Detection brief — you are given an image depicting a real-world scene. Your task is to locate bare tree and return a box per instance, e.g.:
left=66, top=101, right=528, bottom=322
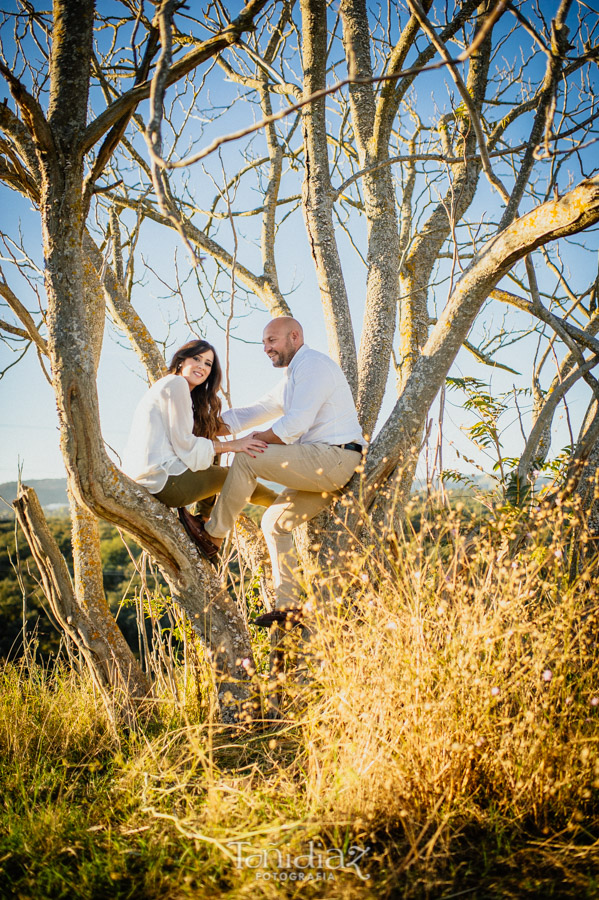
left=0, top=0, right=270, bottom=721
left=1, top=0, right=599, bottom=714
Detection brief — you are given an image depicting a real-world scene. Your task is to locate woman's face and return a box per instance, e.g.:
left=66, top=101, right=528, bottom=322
left=178, top=350, right=215, bottom=390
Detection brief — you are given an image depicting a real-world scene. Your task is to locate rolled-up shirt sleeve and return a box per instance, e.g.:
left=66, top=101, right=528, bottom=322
left=222, top=383, right=284, bottom=434
left=163, top=377, right=214, bottom=471
left=271, top=356, right=333, bottom=444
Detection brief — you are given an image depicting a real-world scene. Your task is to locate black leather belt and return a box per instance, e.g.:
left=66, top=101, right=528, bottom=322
left=335, top=442, right=363, bottom=452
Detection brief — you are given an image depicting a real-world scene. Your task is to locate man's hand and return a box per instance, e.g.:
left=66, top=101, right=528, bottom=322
left=251, top=428, right=285, bottom=444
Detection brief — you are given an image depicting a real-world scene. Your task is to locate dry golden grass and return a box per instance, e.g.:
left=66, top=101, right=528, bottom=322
left=1, top=498, right=599, bottom=897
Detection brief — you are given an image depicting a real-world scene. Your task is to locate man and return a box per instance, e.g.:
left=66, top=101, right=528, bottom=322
left=197, top=316, right=364, bottom=627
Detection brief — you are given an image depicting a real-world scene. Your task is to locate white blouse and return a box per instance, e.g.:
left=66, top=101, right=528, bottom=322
left=122, top=374, right=215, bottom=492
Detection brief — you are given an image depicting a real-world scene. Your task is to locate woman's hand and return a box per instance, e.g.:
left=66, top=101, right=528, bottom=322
left=231, top=434, right=268, bottom=457
left=213, top=435, right=268, bottom=457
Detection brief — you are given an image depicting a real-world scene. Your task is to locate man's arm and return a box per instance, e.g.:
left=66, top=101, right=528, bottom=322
left=266, top=353, right=333, bottom=444
left=221, top=383, right=283, bottom=434
left=251, top=427, right=284, bottom=444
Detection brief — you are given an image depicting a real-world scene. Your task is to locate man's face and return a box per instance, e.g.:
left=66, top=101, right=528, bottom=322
left=263, top=324, right=298, bottom=367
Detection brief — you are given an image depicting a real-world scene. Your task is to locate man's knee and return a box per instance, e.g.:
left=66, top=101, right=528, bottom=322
left=230, top=452, right=252, bottom=474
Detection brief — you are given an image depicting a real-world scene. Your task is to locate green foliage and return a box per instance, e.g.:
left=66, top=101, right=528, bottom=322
left=444, top=377, right=573, bottom=505
left=0, top=518, right=145, bottom=662
left=446, top=377, right=529, bottom=458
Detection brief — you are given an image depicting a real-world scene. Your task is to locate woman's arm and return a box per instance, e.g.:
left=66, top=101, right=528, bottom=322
left=164, top=377, right=266, bottom=463
left=164, top=377, right=215, bottom=471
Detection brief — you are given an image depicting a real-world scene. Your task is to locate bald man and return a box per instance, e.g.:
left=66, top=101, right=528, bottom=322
left=199, top=317, right=364, bottom=626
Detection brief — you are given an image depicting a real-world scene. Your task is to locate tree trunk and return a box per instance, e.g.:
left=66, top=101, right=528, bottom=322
left=14, top=487, right=149, bottom=725
left=32, top=0, right=259, bottom=722
left=300, top=0, right=358, bottom=392
left=317, top=178, right=599, bottom=558
left=340, top=0, right=400, bottom=434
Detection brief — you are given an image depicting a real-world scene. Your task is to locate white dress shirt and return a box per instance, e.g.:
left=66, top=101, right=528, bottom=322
left=122, top=374, right=214, bottom=492
left=222, top=344, right=364, bottom=447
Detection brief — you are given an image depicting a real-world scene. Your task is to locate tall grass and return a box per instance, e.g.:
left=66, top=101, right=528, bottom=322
left=1, top=499, right=598, bottom=898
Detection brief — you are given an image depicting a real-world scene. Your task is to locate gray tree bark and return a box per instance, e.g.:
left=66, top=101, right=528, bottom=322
left=14, top=486, right=149, bottom=725
left=2, top=0, right=271, bottom=722
left=300, top=0, right=358, bottom=392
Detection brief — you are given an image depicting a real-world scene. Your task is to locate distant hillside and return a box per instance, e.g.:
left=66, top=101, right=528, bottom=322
left=0, top=476, right=283, bottom=519
left=0, top=471, right=503, bottom=520
left=0, top=478, right=68, bottom=518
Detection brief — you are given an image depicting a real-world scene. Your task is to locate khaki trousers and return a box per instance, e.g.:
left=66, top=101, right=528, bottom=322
left=205, top=443, right=361, bottom=608
left=153, top=465, right=277, bottom=516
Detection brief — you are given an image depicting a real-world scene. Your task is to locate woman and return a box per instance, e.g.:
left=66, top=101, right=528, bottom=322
left=122, top=339, right=276, bottom=543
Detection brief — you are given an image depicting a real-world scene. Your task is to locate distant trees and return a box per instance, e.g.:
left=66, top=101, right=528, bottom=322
left=1, top=0, right=598, bottom=716
left=0, top=516, right=144, bottom=661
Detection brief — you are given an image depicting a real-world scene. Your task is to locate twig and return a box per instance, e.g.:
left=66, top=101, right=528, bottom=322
left=144, top=0, right=200, bottom=266
left=145, top=7, right=515, bottom=173
left=406, top=0, right=510, bottom=204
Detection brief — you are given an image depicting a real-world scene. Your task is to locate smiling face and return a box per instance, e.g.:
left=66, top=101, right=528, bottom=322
left=178, top=350, right=215, bottom=389
left=262, top=318, right=303, bottom=368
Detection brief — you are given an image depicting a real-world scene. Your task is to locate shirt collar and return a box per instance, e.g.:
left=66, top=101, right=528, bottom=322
left=288, top=343, right=309, bottom=373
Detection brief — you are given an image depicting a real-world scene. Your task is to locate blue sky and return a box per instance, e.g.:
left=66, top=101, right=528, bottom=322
left=1, top=0, right=598, bottom=491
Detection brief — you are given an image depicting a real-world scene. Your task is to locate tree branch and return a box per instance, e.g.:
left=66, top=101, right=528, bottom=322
left=0, top=102, right=42, bottom=188
left=110, top=192, right=290, bottom=317
left=300, top=0, right=357, bottom=388
left=407, top=0, right=510, bottom=204
left=0, top=270, right=47, bottom=355
left=82, top=22, right=160, bottom=210
left=81, top=0, right=271, bottom=154
left=82, top=230, right=166, bottom=382
left=498, top=0, right=574, bottom=229
left=517, top=356, right=599, bottom=490
left=0, top=63, right=54, bottom=153
left=366, top=176, right=599, bottom=502
left=14, top=485, right=150, bottom=712
left=491, top=287, right=599, bottom=358
left=0, top=319, right=29, bottom=340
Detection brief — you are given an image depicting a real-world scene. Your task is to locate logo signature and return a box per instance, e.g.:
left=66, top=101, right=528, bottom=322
left=227, top=840, right=371, bottom=881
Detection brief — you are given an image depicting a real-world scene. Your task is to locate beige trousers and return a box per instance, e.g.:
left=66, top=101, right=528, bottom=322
left=206, top=443, right=361, bottom=608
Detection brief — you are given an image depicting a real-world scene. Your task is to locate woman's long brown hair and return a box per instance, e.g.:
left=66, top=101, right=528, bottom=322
left=167, top=339, right=223, bottom=440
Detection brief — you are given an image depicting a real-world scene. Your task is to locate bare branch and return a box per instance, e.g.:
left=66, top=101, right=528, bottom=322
left=406, top=0, right=510, bottom=204
left=143, top=0, right=200, bottom=266
left=517, top=356, right=599, bottom=488
left=373, top=0, right=481, bottom=157
left=14, top=485, right=150, bottom=709
left=82, top=23, right=160, bottom=209
left=0, top=268, right=47, bottom=355
left=110, top=192, right=290, bottom=317
left=144, top=8, right=522, bottom=173
left=367, top=176, right=599, bottom=501
left=0, top=318, right=29, bottom=340
left=462, top=337, right=521, bottom=375
left=81, top=0, right=271, bottom=154
left=83, top=230, right=166, bottom=382
left=0, top=102, right=41, bottom=188
left=300, top=0, right=357, bottom=388
left=0, top=61, right=54, bottom=152
left=498, top=0, right=575, bottom=229
left=491, top=287, right=599, bottom=359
